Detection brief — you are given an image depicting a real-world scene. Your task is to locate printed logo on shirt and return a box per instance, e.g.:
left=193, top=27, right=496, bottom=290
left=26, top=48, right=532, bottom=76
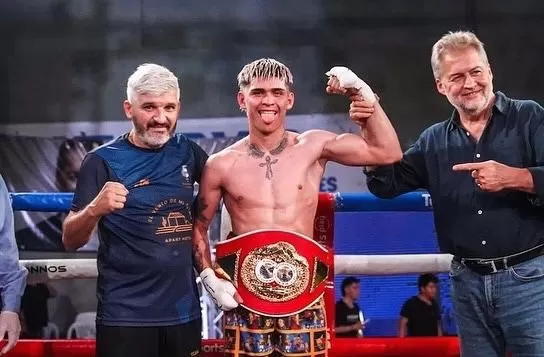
left=133, top=178, right=151, bottom=188
left=346, top=313, right=359, bottom=322
left=156, top=212, right=192, bottom=235
left=147, top=198, right=193, bottom=244
left=182, top=164, right=192, bottom=188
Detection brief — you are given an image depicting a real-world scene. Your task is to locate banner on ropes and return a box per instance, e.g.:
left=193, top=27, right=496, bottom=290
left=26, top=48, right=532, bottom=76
left=0, top=113, right=369, bottom=252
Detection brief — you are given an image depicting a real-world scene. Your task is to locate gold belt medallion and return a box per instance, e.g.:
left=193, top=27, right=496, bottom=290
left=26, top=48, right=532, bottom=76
left=240, top=242, right=310, bottom=302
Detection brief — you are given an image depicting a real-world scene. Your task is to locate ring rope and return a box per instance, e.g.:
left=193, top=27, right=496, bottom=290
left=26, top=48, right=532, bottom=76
left=8, top=190, right=460, bottom=357
left=10, top=191, right=433, bottom=212
left=21, top=254, right=453, bottom=284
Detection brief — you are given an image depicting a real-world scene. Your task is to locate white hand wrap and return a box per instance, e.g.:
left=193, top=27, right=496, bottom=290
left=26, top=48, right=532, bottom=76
left=326, top=66, right=376, bottom=104
left=200, top=268, right=239, bottom=311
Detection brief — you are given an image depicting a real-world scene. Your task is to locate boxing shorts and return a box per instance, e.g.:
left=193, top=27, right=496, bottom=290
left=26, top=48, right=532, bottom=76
left=215, top=229, right=332, bottom=317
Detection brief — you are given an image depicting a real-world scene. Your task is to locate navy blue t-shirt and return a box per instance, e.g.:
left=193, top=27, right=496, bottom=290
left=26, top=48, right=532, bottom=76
left=71, top=133, right=208, bottom=327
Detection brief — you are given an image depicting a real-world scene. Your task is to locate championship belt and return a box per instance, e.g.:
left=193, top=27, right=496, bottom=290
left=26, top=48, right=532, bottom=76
left=214, top=229, right=331, bottom=317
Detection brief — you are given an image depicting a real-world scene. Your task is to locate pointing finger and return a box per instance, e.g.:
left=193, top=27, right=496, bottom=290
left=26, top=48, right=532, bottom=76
left=452, top=162, right=486, bottom=171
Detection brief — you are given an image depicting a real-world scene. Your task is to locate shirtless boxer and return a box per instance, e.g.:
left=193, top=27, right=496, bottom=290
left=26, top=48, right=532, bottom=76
left=194, top=58, right=402, bottom=356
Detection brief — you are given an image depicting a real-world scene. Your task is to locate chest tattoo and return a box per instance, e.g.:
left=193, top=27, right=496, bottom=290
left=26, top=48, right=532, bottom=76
left=248, top=144, right=266, bottom=158
left=247, top=134, right=288, bottom=179
left=259, top=155, right=279, bottom=180
left=269, top=136, right=288, bottom=155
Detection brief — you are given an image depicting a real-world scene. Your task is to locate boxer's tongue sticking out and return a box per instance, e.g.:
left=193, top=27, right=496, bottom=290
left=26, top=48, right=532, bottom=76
left=259, top=109, right=278, bottom=124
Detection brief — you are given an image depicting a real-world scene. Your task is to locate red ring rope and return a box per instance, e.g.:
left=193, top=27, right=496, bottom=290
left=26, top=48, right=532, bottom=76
left=1, top=338, right=461, bottom=357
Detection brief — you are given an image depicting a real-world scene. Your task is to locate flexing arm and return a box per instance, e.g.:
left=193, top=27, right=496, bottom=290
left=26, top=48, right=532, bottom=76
left=322, top=67, right=402, bottom=166
left=320, top=100, right=402, bottom=166
left=62, top=154, right=127, bottom=251
left=62, top=209, right=101, bottom=251
left=192, top=156, right=224, bottom=273
left=63, top=181, right=128, bottom=251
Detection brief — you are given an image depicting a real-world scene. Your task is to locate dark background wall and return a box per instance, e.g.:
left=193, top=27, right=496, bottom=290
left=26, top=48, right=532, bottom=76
left=1, top=0, right=543, bottom=148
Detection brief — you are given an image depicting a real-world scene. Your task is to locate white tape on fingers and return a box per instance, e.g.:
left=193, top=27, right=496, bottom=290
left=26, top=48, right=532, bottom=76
left=222, top=280, right=237, bottom=295
left=218, top=290, right=238, bottom=311
left=201, top=268, right=239, bottom=311
left=326, top=66, right=376, bottom=104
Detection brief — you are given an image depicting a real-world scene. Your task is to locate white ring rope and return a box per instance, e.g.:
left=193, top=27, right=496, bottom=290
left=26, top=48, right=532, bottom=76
left=21, top=254, right=453, bottom=284
left=22, top=204, right=453, bottom=283
left=334, top=254, right=453, bottom=275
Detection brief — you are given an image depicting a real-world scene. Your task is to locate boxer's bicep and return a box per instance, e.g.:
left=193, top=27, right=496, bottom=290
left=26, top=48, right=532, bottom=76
left=313, top=130, right=373, bottom=166
left=322, top=132, right=374, bottom=166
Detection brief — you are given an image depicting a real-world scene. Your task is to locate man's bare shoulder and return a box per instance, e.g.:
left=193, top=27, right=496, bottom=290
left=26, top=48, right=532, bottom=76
left=206, top=137, right=247, bottom=170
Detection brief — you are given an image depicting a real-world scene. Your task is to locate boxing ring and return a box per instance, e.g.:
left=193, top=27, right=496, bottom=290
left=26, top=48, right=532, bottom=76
left=4, top=191, right=461, bottom=357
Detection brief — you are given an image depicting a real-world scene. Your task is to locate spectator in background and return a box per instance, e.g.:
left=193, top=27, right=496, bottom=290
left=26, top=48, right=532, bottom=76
left=399, top=273, right=442, bottom=337
left=16, top=139, right=100, bottom=251
left=335, top=277, right=364, bottom=337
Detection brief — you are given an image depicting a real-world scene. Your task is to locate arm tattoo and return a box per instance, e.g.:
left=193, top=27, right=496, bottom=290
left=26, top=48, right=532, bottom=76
left=195, top=195, right=210, bottom=224
left=192, top=195, right=212, bottom=272
left=192, top=233, right=212, bottom=273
